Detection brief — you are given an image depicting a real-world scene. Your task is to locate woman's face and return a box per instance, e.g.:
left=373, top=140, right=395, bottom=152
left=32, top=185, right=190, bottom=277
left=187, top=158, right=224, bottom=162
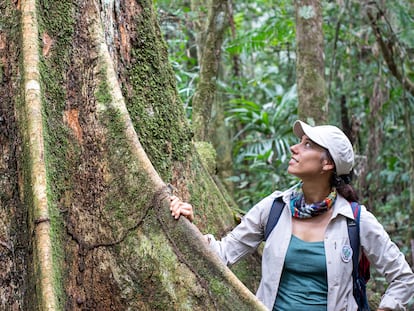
left=288, top=135, right=333, bottom=179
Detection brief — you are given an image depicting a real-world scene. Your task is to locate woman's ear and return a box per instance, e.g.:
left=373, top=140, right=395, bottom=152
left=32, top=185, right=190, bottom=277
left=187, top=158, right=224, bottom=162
left=321, top=153, right=335, bottom=172
left=322, top=161, right=335, bottom=172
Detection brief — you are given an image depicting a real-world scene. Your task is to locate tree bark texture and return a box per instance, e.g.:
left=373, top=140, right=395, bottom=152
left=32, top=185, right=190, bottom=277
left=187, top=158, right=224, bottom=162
left=0, top=2, right=27, bottom=310
left=0, top=0, right=266, bottom=310
left=294, top=0, right=327, bottom=124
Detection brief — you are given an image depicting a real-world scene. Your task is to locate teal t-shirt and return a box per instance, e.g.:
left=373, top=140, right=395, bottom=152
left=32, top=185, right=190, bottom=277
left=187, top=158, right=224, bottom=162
left=273, top=235, right=328, bottom=311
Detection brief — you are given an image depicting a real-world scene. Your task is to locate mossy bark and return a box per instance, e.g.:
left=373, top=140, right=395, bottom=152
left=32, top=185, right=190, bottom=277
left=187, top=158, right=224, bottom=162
left=0, top=1, right=27, bottom=310
left=0, top=0, right=265, bottom=309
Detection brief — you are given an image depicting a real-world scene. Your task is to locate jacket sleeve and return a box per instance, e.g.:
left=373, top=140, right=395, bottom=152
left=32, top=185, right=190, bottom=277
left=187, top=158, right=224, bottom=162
left=206, top=195, right=275, bottom=266
left=360, top=206, right=414, bottom=310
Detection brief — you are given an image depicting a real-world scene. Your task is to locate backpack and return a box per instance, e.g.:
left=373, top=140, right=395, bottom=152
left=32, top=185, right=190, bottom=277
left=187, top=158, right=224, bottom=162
left=264, top=197, right=371, bottom=311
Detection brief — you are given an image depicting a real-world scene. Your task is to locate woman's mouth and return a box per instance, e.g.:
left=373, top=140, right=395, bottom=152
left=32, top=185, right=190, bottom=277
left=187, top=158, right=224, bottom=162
left=289, top=157, right=298, bottom=165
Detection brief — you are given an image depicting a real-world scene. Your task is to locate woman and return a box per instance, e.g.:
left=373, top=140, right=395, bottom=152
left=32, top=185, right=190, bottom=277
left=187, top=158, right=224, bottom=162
left=170, top=120, right=414, bottom=310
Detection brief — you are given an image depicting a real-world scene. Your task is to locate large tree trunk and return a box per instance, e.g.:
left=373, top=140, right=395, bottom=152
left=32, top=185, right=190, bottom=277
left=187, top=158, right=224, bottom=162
left=0, top=0, right=266, bottom=309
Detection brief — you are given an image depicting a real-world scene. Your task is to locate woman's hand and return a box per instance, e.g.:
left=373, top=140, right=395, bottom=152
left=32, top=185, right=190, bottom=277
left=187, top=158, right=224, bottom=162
left=169, top=195, right=194, bottom=222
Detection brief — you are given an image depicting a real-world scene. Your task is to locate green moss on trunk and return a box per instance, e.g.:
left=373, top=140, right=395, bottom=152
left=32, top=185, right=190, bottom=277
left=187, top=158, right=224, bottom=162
left=123, top=1, right=193, bottom=181
left=37, top=1, right=77, bottom=308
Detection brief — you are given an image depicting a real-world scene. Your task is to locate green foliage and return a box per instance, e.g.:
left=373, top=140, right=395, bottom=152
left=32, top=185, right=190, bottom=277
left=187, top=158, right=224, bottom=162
left=157, top=4, right=198, bottom=116
left=323, top=0, right=413, bottom=216
left=225, top=85, right=298, bottom=208
left=227, top=6, right=295, bottom=55
left=158, top=0, right=414, bottom=224
left=323, top=2, right=414, bottom=290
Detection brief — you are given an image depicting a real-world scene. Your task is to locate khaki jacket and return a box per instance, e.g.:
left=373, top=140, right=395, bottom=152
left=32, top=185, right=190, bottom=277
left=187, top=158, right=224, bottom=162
left=207, top=185, right=414, bottom=310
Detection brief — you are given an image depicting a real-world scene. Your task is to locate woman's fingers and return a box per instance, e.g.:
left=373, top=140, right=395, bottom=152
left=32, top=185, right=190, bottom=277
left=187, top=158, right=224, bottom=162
left=169, top=196, right=180, bottom=217
left=169, top=195, right=194, bottom=222
left=179, top=202, right=194, bottom=222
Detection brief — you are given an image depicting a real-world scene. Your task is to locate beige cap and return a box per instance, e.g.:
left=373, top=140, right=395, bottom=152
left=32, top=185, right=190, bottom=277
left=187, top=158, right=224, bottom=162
left=293, top=120, right=354, bottom=175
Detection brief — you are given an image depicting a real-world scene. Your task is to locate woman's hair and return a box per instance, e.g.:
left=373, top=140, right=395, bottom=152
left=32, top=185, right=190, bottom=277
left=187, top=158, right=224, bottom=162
left=324, top=150, right=359, bottom=202
left=331, top=172, right=359, bottom=202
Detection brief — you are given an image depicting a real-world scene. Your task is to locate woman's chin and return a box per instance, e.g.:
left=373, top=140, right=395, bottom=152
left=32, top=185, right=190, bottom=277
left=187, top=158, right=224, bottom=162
left=287, top=167, right=299, bottom=177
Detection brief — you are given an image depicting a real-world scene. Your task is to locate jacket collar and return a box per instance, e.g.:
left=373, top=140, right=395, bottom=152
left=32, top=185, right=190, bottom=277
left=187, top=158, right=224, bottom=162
left=332, top=194, right=355, bottom=220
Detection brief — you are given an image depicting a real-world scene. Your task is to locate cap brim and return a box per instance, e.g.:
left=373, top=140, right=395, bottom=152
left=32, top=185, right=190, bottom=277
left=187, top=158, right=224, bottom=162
left=293, top=120, right=328, bottom=149
left=293, top=120, right=305, bottom=138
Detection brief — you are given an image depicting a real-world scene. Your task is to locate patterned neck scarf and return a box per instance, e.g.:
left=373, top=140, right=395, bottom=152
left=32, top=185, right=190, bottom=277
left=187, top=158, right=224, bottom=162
left=290, top=183, right=337, bottom=218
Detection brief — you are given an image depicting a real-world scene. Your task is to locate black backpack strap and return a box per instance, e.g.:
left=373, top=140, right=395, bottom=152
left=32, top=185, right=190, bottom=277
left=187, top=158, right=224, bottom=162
left=348, top=202, right=371, bottom=311
left=264, top=196, right=285, bottom=241
left=348, top=202, right=361, bottom=285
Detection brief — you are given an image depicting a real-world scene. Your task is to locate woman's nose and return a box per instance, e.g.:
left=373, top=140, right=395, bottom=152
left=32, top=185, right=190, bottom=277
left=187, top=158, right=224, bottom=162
left=290, top=143, right=299, bottom=154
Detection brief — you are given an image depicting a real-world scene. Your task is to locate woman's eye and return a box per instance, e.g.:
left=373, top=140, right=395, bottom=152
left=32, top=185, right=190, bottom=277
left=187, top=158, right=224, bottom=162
left=305, top=141, right=311, bottom=147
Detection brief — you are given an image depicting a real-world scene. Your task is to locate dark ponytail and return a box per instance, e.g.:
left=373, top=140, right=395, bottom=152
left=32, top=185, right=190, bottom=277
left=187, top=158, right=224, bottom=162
left=324, top=149, right=359, bottom=202
left=331, top=172, right=359, bottom=202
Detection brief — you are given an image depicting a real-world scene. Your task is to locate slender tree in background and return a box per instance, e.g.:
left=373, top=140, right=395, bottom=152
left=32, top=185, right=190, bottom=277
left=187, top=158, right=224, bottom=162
left=191, top=0, right=229, bottom=142
left=190, top=0, right=235, bottom=192
left=294, top=0, right=327, bottom=123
